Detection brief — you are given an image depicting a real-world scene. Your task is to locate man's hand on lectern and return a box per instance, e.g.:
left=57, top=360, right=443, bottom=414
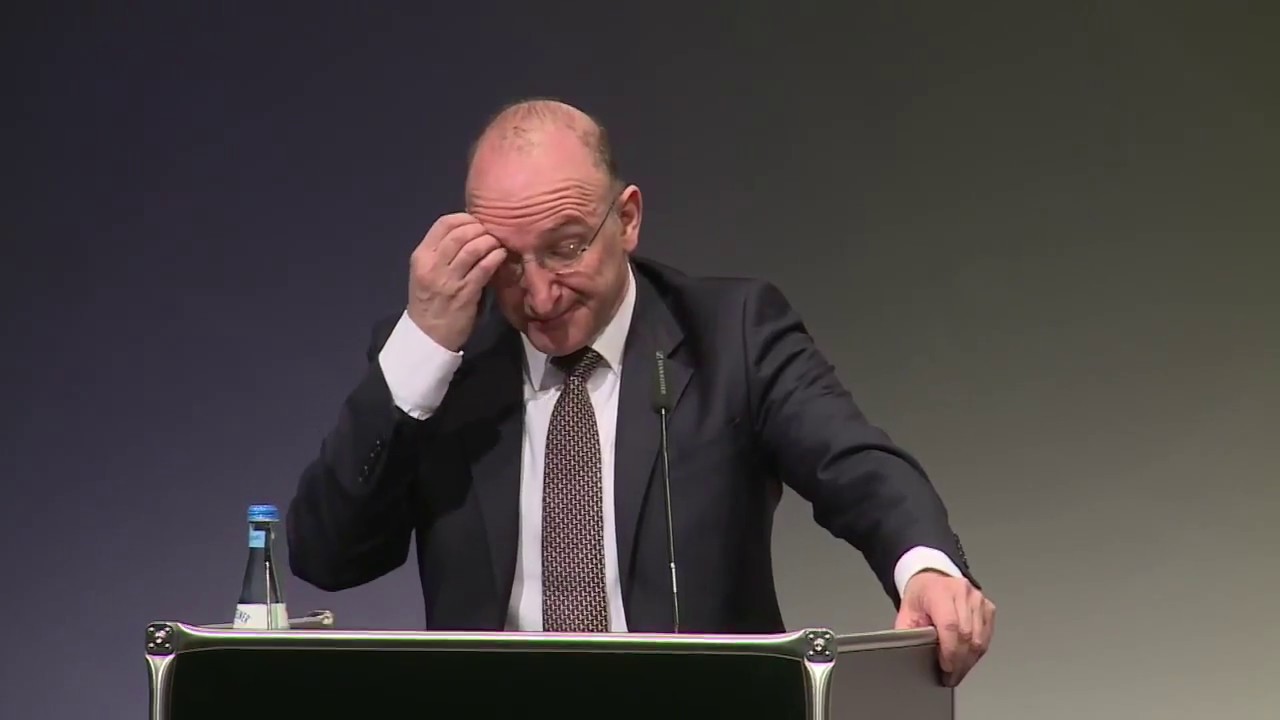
left=895, top=571, right=995, bottom=687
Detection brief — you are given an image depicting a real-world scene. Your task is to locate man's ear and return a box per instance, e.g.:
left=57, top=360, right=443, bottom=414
left=618, top=184, right=642, bottom=253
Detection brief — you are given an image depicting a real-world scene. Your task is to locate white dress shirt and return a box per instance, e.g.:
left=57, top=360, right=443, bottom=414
left=376, top=266, right=961, bottom=631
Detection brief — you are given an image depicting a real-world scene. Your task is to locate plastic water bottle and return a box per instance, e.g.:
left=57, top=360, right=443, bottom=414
left=233, top=504, right=290, bottom=629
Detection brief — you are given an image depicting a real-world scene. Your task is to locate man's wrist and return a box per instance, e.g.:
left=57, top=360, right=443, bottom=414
left=378, top=310, right=463, bottom=419
left=894, top=546, right=965, bottom=598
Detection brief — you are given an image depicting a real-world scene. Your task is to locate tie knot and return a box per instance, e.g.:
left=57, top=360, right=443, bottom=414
left=551, top=347, right=603, bottom=384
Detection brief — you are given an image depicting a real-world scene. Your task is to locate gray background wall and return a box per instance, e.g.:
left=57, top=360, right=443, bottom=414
left=3, top=3, right=1276, bottom=718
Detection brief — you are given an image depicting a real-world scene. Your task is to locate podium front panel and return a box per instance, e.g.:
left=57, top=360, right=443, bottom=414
left=146, top=623, right=822, bottom=720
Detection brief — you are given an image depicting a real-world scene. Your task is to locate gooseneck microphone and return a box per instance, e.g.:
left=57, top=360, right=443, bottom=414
left=652, top=351, right=680, bottom=632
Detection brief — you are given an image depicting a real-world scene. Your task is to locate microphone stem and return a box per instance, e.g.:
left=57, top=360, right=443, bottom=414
left=659, top=407, right=679, bottom=632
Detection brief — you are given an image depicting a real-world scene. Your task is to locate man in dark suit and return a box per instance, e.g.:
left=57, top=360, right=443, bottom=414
left=287, top=98, right=994, bottom=685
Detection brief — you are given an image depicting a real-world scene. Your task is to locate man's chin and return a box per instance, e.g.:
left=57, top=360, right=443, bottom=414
left=524, top=316, right=585, bottom=357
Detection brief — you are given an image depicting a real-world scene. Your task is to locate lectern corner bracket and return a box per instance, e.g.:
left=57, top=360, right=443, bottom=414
left=146, top=623, right=177, bottom=656
left=803, top=629, right=835, bottom=663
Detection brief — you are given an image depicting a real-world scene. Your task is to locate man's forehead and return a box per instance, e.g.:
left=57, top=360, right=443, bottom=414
left=467, top=157, right=606, bottom=214
left=477, top=204, right=593, bottom=236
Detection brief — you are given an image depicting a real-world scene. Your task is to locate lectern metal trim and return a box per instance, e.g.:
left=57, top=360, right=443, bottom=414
left=835, top=626, right=939, bottom=653
left=146, top=613, right=944, bottom=720
left=148, top=622, right=821, bottom=659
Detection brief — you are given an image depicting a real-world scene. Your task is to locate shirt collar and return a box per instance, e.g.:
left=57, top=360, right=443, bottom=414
left=522, top=263, right=636, bottom=391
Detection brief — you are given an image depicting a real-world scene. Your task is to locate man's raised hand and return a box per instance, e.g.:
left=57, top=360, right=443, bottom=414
left=406, top=213, right=507, bottom=351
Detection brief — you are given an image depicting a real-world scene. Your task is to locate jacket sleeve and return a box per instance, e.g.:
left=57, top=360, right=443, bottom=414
left=741, top=280, right=977, bottom=606
left=285, top=316, right=444, bottom=591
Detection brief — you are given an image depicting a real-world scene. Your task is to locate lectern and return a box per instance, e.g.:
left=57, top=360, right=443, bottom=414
left=145, top=611, right=952, bottom=719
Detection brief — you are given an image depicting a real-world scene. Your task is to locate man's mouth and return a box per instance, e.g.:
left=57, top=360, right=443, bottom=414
left=528, top=307, right=571, bottom=326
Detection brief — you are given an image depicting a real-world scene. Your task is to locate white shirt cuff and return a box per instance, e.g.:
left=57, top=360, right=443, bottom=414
left=893, top=546, right=964, bottom=598
left=376, top=311, right=463, bottom=420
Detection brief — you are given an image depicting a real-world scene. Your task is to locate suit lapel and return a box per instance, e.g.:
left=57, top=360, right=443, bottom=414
left=461, top=327, right=525, bottom=620
left=614, top=271, right=690, bottom=605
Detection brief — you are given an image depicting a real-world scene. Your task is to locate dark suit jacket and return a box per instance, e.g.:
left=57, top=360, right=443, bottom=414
left=287, top=256, right=975, bottom=633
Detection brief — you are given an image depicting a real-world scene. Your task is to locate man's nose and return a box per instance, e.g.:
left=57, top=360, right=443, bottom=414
left=520, top=264, right=560, bottom=317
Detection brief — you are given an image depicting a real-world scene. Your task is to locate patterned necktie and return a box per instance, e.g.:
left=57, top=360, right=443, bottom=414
left=541, top=347, right=609, bottom=632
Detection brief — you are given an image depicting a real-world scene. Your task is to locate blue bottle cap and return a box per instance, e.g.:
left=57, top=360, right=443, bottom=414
left=247, top=504, right=280, bottom=522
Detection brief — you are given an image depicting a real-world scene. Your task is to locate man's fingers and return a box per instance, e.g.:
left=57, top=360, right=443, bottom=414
left=432, top=221, right=491, bottom=265
left=945, top=665, right=971, bottom=687
left=450, top=233, right=503, bottom=276
left=940, top=597, right=966, bottom=687
left=970, top=592, right=989, bottom=657
left=418, top=212, right=475, bottom=249
left=939, top=594, right=976, bottom=687
left=931, top=594, right=962, bottom=674
left=893, top=605, right=914, bottom=630
left=977, top=594, right=996, bottom=656
left=943, top=590, right=994, bottom=686
left=465, top=245, right=509, bottom=288
left=954, top=592, right=974, bottom=647
left=895, top=609, right=920, bottom=630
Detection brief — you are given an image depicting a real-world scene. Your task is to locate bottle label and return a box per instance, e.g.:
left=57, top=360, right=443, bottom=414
left=233, top=603, right=290, bottom=629
left=248, top=529, right=266, bottom=548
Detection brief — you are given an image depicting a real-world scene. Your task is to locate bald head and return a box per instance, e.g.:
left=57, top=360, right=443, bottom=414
left=466, top=98, right=620, bottom=199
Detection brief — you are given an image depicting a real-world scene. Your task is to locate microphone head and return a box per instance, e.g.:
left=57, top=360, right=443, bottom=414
left=652, top=351, right=671, bottom=411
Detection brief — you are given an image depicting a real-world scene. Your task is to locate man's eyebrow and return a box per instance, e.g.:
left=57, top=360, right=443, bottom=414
left=540, top=216, right=591, bottom=238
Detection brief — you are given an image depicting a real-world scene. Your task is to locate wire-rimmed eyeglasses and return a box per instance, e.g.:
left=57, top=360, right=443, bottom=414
left=497, top=192, right=620, bottom=278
